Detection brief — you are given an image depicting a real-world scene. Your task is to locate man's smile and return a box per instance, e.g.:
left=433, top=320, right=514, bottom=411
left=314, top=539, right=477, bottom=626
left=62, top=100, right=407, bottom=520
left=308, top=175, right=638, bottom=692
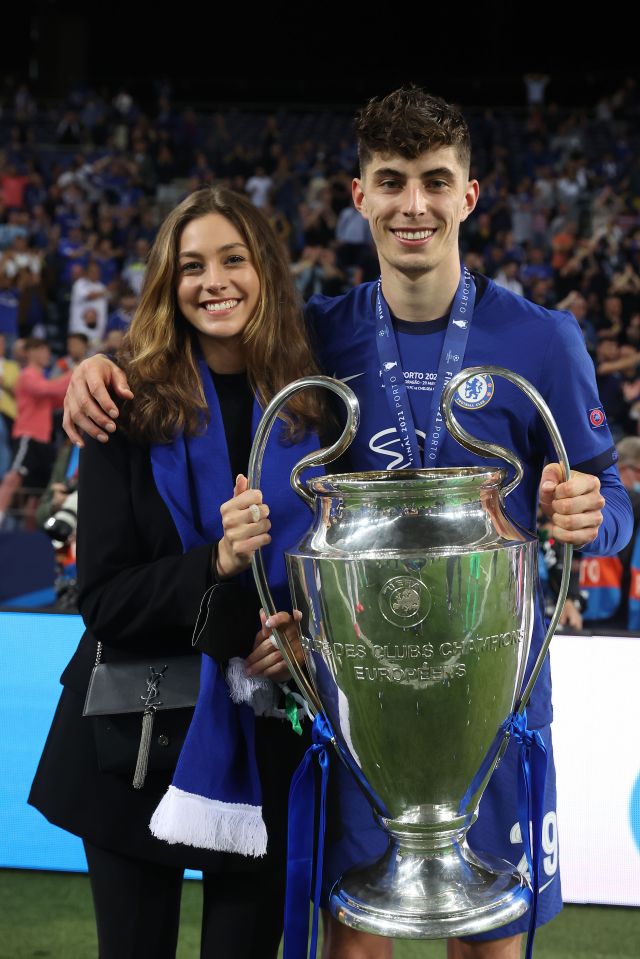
left=390, top=228, right=436, bottom=243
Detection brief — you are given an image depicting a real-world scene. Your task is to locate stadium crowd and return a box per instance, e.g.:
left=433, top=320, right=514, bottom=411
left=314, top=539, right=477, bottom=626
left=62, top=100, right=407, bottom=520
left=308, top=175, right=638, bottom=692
left=1, top=76, right=640, bottom=627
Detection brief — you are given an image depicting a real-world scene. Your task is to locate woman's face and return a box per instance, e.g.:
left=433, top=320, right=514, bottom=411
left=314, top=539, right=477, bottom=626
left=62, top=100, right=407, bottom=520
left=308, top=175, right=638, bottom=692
left=176, top=212, right=260, bottom=372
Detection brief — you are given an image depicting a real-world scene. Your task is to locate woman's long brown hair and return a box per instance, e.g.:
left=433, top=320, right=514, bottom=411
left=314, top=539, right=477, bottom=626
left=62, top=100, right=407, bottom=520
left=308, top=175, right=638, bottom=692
left=121, top=187, right=323, bottom=443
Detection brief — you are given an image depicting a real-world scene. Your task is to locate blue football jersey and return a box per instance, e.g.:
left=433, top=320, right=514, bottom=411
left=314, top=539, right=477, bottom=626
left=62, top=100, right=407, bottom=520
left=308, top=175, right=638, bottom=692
left=305, top=276, right=622, bottom=726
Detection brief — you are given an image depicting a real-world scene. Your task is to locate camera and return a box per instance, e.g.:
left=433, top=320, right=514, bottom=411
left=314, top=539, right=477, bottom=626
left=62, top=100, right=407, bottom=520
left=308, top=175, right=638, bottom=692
left=43, top=490, right=78, bottom=548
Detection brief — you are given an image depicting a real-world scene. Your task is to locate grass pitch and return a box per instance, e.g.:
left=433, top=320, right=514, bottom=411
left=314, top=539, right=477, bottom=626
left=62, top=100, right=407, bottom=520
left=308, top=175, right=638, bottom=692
left=0, top=869, right=638, bottom=958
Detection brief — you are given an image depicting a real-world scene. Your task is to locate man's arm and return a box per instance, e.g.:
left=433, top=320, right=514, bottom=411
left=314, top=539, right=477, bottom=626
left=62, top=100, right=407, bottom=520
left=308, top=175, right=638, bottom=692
left=63, top=355, right=133, bottom=446
left=539, top=462, right=632, bottom=555
left=536, top=311, right=633, bottom=555
left=25, top=369, right=72, bottom=402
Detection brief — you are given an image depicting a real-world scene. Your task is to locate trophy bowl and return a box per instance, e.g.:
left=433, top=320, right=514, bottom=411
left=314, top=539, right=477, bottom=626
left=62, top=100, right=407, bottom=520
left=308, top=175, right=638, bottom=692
left=248, top=369, right=571, bottom=939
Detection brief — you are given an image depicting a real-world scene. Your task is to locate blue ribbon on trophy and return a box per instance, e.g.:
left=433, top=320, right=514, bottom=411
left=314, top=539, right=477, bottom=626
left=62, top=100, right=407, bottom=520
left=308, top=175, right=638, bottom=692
left=506, top=710, right=549, bottom=959
left=284, top=712, right=334, bottom=959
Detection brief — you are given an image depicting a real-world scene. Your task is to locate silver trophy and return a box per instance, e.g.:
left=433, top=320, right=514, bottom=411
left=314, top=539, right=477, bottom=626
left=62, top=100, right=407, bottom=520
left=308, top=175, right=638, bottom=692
left=248, top=367, right=570, bottom=939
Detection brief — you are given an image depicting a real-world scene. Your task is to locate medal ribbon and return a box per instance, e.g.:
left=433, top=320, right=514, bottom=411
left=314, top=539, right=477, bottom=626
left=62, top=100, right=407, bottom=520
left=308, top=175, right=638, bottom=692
left=374, top=266, right=476, bottom=466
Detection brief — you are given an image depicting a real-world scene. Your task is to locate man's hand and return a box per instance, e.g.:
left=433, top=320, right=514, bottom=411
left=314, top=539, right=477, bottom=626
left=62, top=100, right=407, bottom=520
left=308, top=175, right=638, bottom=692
left=63, top=356, right=133, bottom=447
left=539, top=463, right=605, bottom=547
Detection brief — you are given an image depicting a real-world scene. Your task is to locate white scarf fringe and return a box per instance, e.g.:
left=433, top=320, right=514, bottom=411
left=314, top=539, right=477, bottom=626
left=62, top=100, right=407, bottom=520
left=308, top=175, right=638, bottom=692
left=150, top=785, right=267, bottom=857
left=225, top=657, right=280, bottom=716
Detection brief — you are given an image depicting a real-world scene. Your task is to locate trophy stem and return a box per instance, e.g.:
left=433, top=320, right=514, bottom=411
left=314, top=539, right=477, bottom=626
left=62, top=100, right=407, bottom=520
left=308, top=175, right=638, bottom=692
left=330, top=820, right=531, bottom=940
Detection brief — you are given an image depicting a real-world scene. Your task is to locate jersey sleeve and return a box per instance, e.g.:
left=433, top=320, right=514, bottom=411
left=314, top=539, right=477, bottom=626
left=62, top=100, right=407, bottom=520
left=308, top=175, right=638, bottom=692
left=537, top=310, right=617, bottom=474
left=580, top=463, right=633, bottom=557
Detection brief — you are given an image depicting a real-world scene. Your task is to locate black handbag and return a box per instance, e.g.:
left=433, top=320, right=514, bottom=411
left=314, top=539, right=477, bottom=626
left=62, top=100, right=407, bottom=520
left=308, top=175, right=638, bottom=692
left=83, top=643, right=201, bottom=789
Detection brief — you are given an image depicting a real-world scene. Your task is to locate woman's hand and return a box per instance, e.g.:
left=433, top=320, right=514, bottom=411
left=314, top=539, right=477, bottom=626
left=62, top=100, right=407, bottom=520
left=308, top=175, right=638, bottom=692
left=216, top=474, right=271, bottom=577
left=63, top=355, right=134, bottom=447
left=245, top=609, right=303, bottom=682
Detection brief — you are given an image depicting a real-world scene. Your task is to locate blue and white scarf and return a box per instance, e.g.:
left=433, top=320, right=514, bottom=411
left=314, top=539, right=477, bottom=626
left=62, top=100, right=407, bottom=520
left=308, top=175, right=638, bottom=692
left=148, top=357, right=320, bottom=856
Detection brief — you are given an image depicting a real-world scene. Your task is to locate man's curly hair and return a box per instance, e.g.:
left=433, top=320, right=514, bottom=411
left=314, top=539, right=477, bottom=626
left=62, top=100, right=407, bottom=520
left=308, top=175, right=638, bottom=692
left=355, top=85, right=471, bottom=174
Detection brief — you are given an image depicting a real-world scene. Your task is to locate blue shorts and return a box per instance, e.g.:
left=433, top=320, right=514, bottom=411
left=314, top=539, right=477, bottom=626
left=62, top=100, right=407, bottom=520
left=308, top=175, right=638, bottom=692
left=321, top=723, right=562, bottom=939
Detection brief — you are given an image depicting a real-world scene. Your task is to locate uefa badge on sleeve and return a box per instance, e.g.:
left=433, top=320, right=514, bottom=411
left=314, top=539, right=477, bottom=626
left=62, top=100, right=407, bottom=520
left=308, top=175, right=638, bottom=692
left=588, top=407, right=606, bottom=429
left=454, top=373, right=495, bottom=410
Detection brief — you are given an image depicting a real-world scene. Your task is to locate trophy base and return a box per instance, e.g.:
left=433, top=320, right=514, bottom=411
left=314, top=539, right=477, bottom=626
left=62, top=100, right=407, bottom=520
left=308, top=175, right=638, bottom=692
left=329, top=837, right=531, bottom=940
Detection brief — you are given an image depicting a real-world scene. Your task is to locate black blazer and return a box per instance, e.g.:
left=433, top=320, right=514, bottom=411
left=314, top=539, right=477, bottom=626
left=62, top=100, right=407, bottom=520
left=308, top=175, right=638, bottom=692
left=29, top=428, right=301, bottom=871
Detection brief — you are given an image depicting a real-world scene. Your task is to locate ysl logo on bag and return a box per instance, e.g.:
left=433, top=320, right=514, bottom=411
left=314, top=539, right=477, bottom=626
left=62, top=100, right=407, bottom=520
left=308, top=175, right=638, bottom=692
left=141, top=665, right=167, bottom=709
left=133, top=665, right=168, bottom=789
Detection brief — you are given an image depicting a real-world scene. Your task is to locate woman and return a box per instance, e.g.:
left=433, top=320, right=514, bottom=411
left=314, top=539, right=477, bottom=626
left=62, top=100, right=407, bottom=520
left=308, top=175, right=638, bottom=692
left=29, top=187, right=325, bottom=959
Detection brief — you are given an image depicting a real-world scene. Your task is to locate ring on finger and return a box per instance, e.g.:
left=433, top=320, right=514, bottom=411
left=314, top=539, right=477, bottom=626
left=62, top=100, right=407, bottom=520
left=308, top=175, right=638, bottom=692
left=249, top=503, right=261, bottom=523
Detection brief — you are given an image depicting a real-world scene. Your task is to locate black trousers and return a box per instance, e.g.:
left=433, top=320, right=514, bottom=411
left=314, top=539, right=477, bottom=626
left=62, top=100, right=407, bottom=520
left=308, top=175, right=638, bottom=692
left=83, top=840, right=286, bottom=959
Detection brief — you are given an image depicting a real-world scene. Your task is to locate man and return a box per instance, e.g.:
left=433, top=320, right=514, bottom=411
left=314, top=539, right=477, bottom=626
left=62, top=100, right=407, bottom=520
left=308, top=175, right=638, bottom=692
left=0, top=331, right=19, bottom=475
left=68, top=261, right=109, bottom=344
left=0, top=337, right=71, bottom=525
left=60, top=87, right=631, bottom=959
left=53, top=333, right=90, bottom=377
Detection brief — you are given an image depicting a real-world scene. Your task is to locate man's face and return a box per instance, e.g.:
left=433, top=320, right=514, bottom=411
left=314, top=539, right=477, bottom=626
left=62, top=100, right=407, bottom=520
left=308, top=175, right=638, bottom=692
left=28, top=344, right=50, bottom=368
left=619, top=462, right=640, bottom=492
left=352, top=147, right=478, bottom=280
left=67, top=336, right=88, bottom=361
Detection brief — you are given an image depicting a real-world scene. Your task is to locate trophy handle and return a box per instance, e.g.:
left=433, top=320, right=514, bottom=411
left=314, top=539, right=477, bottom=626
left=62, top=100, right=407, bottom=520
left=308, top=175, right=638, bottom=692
left=247, top=375, right=360, bottom=714
left=441, top=365, right=573, bottom=714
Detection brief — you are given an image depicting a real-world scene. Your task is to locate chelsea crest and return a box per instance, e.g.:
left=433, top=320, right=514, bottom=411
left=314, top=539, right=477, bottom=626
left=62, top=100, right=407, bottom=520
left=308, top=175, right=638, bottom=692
left=454, top=373, right=495, bottom=410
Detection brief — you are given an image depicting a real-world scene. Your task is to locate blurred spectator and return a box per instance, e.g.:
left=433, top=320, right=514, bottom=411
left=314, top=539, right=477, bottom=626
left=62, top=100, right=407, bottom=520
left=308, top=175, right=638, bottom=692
left=57, top=225, right=90, bottom=287
left=299, top=189, right=336, bottom=248
left=580, top=437, right=640, bottom=629
left=107, top=290, right=137, bottom=333
left=93, top=238, right=120, bottom=288
left=335, top=205, right=373, bottom=273
left=0, top=332, right=19, bottom=429
left=103, top=328, right=124, bottom=358
left=1, top=164, right=29, bottom=209
left=291, top=247, right=346, bottom=299
left=557, top=291, right=597, bottom=354
left=0, top=332, right=19, bottom=477
left=598, top=294, right=624, bottom=339
left=121, top=239, right=149, bottom=295
left=524, top=73, right=550, bottom=108
left=0, top=338, right=71, bottom=527
left=17, top=269, right=49, bottom=338
left=551, top=220, right=578, bottom=272
left=494, top=260, right=524, bottom=297
left=595, top=339, right=640, bottom=440
left=520, top=247, right=553, bottom=293
left=245, top=166, right=273, bottom=208
left=53, top=333, right=90, bottom=376
left=69, top=262, right=109, bottom=344
left=12, top=338, right=27, bottom=367
left=56, top=110, right=84, bottom=146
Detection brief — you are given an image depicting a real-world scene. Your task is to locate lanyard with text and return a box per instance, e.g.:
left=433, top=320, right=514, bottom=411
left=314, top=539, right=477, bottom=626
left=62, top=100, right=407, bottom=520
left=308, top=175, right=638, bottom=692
left=375, top=267, right=476, bottom=467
